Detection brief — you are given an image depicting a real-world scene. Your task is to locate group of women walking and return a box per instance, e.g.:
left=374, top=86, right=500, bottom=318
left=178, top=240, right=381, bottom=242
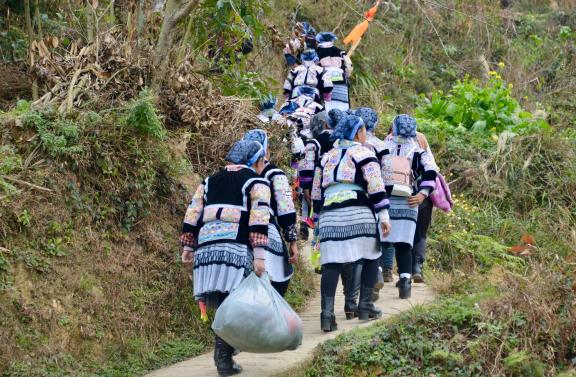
left=180, top=21, right=439, bottom=376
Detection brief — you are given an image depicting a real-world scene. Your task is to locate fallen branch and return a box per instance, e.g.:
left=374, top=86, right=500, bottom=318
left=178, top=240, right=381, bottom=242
left=1, top=175, right=54, bottom=193
left=0, top=246, right=11, bottom=253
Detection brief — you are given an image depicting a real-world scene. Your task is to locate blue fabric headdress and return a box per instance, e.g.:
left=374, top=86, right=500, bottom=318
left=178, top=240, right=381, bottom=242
left=243, top=129, right=268, bottom=153
left=279, top=101, right=299, bottom=115
left=328, top=109, right=345, bottom=129
left=225, top=140, right=264, bottom=166
left=331, top=114, right=365, bottom=141
left=299, top=22, right=317, bottom=38
left=355, top=107, right=379, bottom=132
left=392, top=114, right=417, bottom=138
left=316, top=32, right=338, bottom=43
left=300, top=49, right=319, bottom=62
left=259, top=94, right=277, bottom=111
left=294, top=85, right=318, bottom=99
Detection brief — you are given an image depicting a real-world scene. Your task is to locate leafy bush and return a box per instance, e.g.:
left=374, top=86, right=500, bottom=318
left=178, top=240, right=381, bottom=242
left=22, top=111, right=83, bottom=157
left=415, top=75, right=549, bottom=135
left=125, top=90, right=166, bottom=140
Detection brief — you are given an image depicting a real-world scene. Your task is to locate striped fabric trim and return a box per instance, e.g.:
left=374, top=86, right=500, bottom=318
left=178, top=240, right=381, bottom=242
left=319, top=223, right=377, bottom=241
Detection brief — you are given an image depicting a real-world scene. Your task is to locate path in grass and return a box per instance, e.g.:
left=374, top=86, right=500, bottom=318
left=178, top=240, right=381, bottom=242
left=145, top=251, right=436, bottom=377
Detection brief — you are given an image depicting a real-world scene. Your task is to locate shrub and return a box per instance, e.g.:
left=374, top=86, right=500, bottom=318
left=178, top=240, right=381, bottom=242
left=125, top=90, right=166, bottom=140
left=415, top=75, right=549, bottom=135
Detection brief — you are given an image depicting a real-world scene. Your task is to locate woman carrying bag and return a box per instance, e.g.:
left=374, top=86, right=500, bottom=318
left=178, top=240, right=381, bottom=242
left=180, top=140, right=270, bottom=377
left=243, top=129, right=299, bottom=296
left=380, top=115, right=438, bottom=299
left=312, top=114, right=391, bottom=332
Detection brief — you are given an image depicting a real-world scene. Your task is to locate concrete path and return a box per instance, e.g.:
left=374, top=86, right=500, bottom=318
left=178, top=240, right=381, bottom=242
left=145, top=275, right=435, bottom=377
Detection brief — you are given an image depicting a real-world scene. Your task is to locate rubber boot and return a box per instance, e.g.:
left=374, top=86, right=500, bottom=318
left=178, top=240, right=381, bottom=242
left=358, top=286, right=382, bottom=320
left=412, top=256, right=424, bottom=283
left=299, top=221, right=309, bottom=240
left=373, top=267, right=385, bottom=302
left=343, top=262, right=362, bottom=320
left=320, top=295, right=338, bottom=332
left=214, top=336, right=242, bottom=376
left=398, top=277, right=412, bottom=299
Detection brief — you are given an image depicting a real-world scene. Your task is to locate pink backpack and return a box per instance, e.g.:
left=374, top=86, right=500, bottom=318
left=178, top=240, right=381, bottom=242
left=429, top=174, right=453, bottom=212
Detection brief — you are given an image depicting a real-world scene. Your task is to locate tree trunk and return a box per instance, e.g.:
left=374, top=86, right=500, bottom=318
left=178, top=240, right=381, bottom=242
left=25, top=0, right=39, bottom=100
left=86, top=0, right=94, bottom=43
left=151, top=0, right=198, bottom=90
left=136, top=0, right=146, bottom=49
left=34, top=0, right=43, bottom=38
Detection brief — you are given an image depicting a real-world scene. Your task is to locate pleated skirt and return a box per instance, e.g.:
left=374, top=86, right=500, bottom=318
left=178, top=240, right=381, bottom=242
left=265, top=223, right=294, bottom=283
left=325, top=83, right=350, bottom=112
left=380, top=196, right=419, bottom=246
left=318, top=206, right=381, bottom=264
left=193, top=242, right=253, bottom=298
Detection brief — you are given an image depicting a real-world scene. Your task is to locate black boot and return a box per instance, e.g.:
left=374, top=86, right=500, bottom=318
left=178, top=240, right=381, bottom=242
left=299, top=221, right=309, bottom=240
left=412, top=256, right=424, bottom=283
left=343, top=262, right=362, bottom=320
left=320, top=295, right=338, bottom=332
left=214, top=336, right=242, bottom=376
left=398, top=277, right=412, bottom=299
left=358, top=285, right=382, bottom=320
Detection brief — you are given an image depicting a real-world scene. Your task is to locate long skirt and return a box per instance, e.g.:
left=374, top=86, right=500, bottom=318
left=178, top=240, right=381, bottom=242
left=265, top=223, right=294, bottom=283
left=381, top=196, right=419, bottom=247
left=324, top=83, right=350, bottom=112
left=193, top=242, right=253, bottom=300
left=318, top=205, right=381, bottom=264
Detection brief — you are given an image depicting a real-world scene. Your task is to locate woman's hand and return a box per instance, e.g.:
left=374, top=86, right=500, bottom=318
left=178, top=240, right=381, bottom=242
left=380, top=222, right=391, bottom=238
left=254, top=259, right=266, bottom=276
left=288, top=242, right=299, bottom=264
left=408, top=193, right=426, bottom=208
left=181, top=249, right=194, bottom=266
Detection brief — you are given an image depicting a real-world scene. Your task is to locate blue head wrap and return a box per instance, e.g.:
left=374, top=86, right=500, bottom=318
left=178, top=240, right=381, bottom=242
left=355, top=107, right=379, bottom=132
left=259, top=94, right=276, bottom=111
left=392, top=114, right=417, bottom=138
left=225, top=140, right=264, bottom=166
left=301, top=49, right=319, bottom=62
left=300, top=22, right=317, bottom=38
left=316, top=32, right=338, bottom=43
left=327, top=109, right=345, bottom=129
left=331, top=115, right=365, bottom=141
left=243, top=129, right=268, bottom=153
left=294, top=85, right=318, bottom=99
left=279, top=101, right=299, bottom=114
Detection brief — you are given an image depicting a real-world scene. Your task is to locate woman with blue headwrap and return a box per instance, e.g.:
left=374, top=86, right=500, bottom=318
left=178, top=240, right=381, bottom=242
left=243, top=130, right=299, bottom=297
left=315, top=32, right=353, bottom=112
left=283, top=49, right=333, bottom=101
left=378, top=114, right=438, bottom=299
left=180, top=140, right=270, bottom=376
left=311, top=114, right=391, bottom=331
left=257, top=94, right=283, bottom=124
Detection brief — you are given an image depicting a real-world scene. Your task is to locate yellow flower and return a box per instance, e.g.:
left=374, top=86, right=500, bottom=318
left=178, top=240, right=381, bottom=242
left=489, top=70, right=498, bottom=76
left=498, top=62, right=505, bottom=68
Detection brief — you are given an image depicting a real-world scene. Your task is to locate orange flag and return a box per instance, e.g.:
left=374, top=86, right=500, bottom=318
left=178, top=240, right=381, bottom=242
left=343, top=0, right=381, bottom=46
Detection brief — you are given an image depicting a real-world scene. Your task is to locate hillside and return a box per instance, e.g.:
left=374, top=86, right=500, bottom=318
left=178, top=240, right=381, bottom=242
left=1, top=0, right=576, bottom=376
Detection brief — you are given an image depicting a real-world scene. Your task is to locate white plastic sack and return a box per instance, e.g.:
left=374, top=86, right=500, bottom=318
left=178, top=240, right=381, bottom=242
left=212, top=273, right=303, bottom=353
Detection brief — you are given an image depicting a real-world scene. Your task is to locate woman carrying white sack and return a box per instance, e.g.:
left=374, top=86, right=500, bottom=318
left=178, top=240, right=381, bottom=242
left=180, top=140, right=270, bottom=377
left=243, top=129, right=299, bottom=297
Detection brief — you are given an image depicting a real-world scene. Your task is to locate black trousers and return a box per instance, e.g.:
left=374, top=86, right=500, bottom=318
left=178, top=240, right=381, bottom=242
left=321, top=258, right=379, bottom=297
left=413, top=198, right=433, bottom=265
left=395, top=242, right=412, bottom=275
left=271, top=280, right=290, bottom=297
